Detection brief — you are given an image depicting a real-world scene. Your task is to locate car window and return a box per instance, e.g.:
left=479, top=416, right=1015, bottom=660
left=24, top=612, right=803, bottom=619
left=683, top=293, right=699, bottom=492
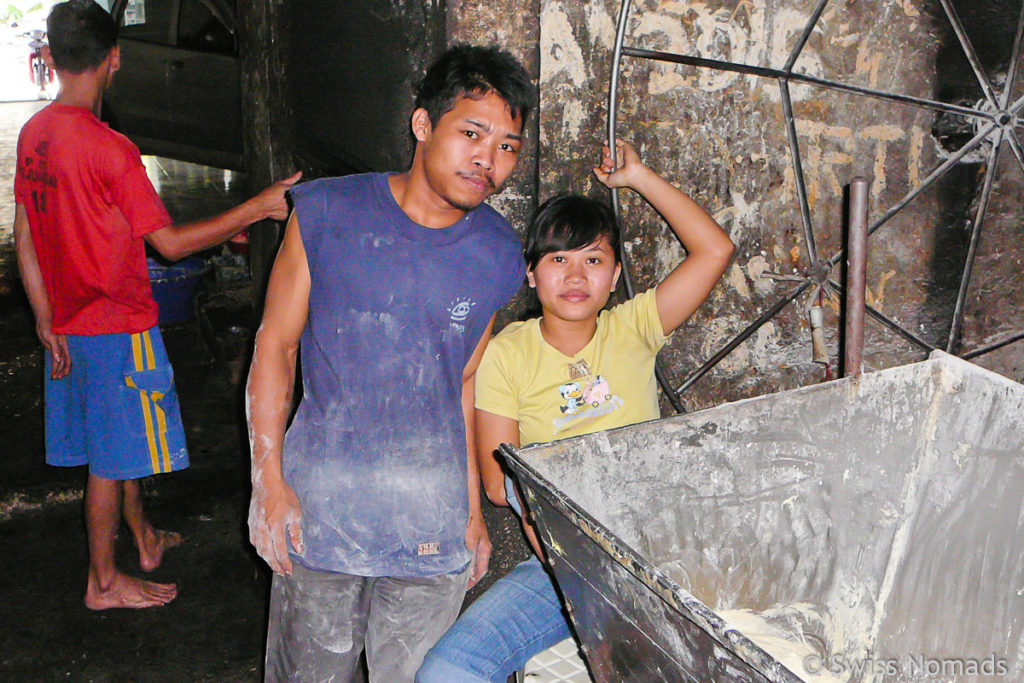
left=119, top=0, right=175, bottom=45
left=178, top=0, right=236, bottom=54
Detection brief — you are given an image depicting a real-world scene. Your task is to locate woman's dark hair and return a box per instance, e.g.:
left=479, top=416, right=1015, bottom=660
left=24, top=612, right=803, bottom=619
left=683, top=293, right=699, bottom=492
left=47, top=0, right=118, bottom=73
left=524, top=195, right=620, bottom=270
left=415, top=44, right=534, bottom=127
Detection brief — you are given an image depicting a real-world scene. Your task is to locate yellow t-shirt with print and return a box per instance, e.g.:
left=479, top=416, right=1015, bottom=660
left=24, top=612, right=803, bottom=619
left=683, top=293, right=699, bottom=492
left=475, top=287, right=668, bottom=446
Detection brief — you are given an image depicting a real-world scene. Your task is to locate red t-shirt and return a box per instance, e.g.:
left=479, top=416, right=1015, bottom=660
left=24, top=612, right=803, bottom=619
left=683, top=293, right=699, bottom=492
left=14, top=102, right=172, bottom=335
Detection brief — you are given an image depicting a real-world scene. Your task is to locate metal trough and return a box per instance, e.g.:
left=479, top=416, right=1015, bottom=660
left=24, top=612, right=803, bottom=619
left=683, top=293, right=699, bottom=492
left=502, top=352, right=1024, bottom=682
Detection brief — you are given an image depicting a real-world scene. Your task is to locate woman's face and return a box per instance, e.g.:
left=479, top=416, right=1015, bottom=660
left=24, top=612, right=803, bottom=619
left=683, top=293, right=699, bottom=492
left=527, top=236, right=621, bottom=324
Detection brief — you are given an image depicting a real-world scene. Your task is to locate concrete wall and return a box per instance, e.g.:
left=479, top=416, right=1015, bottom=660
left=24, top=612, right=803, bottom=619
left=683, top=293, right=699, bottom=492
left=528, top=0, right=1024, bottom=411
left=448, top=0, right=543, bottom=331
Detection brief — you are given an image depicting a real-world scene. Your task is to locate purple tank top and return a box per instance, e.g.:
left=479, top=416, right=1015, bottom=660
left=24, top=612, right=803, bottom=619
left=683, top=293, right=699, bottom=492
left=283, top=173, right=524, bottom=576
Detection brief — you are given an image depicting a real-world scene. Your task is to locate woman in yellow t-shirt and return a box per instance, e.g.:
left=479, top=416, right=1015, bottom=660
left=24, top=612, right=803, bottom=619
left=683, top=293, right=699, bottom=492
left=417, top=139, right=735, bottom=682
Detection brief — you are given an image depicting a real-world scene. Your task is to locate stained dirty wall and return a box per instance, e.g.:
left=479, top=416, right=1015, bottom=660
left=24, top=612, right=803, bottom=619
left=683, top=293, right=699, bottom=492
left=449, top=0, right=542, bottom=333
left=534, top=0, right=1024, bottom=411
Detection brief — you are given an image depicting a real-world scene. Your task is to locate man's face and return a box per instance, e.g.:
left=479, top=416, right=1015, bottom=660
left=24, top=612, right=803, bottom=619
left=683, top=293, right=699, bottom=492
left=413, top=91, right=523, bottom=212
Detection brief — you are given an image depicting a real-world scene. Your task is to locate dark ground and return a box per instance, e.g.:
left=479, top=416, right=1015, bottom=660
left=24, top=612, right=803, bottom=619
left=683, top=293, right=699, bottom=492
left=0, top=247, right=530, bottom=682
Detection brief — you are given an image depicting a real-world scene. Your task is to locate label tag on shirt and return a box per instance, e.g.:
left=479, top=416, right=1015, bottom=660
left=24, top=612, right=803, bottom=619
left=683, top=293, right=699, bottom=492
left=417, top=542, right=440, bottom=556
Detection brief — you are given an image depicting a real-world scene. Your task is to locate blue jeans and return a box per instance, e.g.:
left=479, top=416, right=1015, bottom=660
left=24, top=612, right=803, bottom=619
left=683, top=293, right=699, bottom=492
left=415, top=556, right=571, bottom=682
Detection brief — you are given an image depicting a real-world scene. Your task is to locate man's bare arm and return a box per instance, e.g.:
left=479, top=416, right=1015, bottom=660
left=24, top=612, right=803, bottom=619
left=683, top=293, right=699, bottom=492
left=146, top=171, right=301, bottom=261
left=246, top=211, right=310, bottom=575
left=462, top=316, right=496, bottom=588
left=13, top=203, right=69, bottom=379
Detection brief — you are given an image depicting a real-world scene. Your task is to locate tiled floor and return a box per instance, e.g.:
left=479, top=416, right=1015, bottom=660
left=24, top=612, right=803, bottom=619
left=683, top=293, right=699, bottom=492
left=523, top=638, right=593, bottom=682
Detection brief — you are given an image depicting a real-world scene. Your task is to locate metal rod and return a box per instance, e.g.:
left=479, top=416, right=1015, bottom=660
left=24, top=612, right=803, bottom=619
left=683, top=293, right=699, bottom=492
left=607, top=0, right=631, bottom=259
left=865, top=304, right=934, bottom=354
left=825, top=280, right=935, bottom=352
left=946, top=128, right=1003, bottom=353
left=843, top=177, right=869, bottom=378
left=782, top=0, right=831, bottom=72
left=606, top=0, right=630, bottom=216
left=784, top=0, right=830, bottom=72
left=608, top=0, right=631, bottom=176
left=939, top=0, right=1001, bottom=107
left=963, top=330, right=1024, bottom=359
left=1003, top=128, right=1024, bottom=178
left=780, top=78, right=818, bottom=263
left=999, top=0, right=1024, bottom=110
left=674, top=280, right=813, bottom=395
left=1011, top=92, right=1024, bottom=115
left=607, top=0, right=684, bottom=414
left=620, top=46, right=995, bottom=121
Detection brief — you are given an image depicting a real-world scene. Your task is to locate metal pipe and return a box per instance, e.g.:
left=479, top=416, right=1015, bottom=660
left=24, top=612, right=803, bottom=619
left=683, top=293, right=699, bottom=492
left=607, top=0, right=632, bottom=287
left=843, top=177, right=869, bottom=378
left=608, top=0, right=632, bottom=226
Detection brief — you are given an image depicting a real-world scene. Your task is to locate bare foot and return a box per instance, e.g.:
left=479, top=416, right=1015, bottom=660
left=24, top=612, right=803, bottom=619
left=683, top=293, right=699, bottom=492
left=137, top=528, right=184, bottom=572
left=85, top=570, right=178, bottom=610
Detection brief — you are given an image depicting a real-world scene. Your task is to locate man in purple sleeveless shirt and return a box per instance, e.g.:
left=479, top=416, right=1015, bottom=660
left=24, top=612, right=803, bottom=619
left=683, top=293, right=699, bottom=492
left=246, top=46, right=533, bottom=682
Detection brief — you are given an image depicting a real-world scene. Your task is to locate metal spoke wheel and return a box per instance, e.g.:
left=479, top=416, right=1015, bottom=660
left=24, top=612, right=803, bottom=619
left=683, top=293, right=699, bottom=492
left=606, top=0, right=1024, bottom=412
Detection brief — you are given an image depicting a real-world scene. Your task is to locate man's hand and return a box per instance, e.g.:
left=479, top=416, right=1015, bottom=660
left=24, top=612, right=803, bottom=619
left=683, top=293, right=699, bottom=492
left=254, top=171, right=303, bottom=222
left=248, top=478, right=304, bottom=575
left=465, top=511, right=491, bottom=589
left=36, top=318, right=70, bottom=379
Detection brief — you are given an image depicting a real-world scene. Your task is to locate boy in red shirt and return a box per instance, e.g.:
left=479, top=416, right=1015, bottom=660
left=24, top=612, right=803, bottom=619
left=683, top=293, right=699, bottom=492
left=13, top=0, right=300, bottom=610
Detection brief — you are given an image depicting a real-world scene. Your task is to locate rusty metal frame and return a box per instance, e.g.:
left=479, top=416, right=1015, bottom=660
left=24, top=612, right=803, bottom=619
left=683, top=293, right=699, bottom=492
left=608, top=0, right=1024, bottom=411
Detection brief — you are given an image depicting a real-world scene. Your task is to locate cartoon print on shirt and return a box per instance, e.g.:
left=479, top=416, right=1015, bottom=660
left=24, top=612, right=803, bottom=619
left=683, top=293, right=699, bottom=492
left=558, top=381, right=585, bottom=414
left=583, top=375, right=611, bottom=407
left=558, top=374, right=612, bottom=414
left=553, top=369, right=625, bottom=433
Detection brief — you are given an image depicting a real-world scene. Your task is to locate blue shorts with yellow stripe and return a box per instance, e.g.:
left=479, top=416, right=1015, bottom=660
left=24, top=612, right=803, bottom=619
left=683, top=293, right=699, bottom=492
left=44, top=327, right=189, bottom=479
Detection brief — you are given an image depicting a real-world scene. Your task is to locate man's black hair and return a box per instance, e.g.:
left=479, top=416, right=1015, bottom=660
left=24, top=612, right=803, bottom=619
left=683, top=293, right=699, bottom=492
left=524, top=195, right=620, bottom=270
left=415, top=44, right=534, bottom=127
left=47, top=0, right=118, bottom=73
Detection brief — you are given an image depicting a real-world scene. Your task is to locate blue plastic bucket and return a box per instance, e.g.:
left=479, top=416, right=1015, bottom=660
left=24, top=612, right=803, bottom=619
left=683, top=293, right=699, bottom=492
left=148, top=257, right=208, bottom=325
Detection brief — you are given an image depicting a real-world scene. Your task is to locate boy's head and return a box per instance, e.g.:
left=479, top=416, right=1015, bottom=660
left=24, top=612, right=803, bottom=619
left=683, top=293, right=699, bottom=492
left=407, top=45, right=532, bottom=214
left=415, top=44, right=533, bottom=128
left=47, top=0, right=118, bottom=74
left=524, top=195, right=620, bottom=270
